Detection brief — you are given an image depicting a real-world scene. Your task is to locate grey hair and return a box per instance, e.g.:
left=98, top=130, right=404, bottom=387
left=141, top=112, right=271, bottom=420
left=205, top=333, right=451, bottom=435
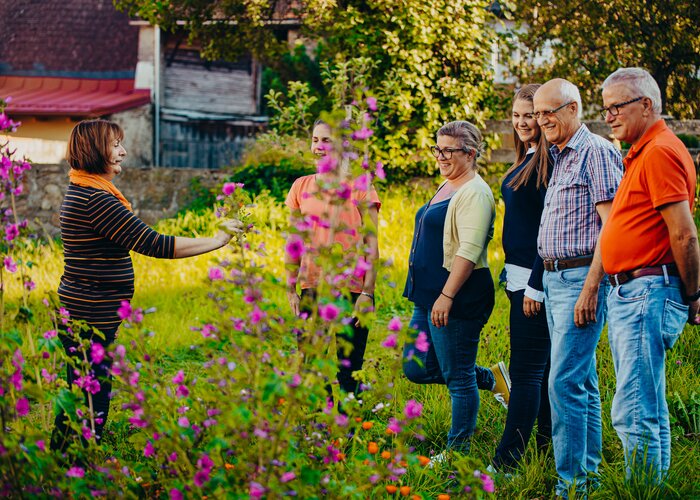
left=437, top=120, right=484, bottom=159
left=602, top=67, right=662, bottom=114
left=558, top=80, right=583, bottom=118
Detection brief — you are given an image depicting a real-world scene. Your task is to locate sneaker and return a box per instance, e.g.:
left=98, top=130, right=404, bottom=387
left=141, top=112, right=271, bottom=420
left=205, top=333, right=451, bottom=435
left=427, top=451, right=450, bottom=469
left=490, top=361, right=511, bottom=409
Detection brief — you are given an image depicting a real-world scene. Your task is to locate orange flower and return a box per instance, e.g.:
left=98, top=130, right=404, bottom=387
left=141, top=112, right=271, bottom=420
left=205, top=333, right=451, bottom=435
left=337, top=453, right=346, bottom=461
left=437, top=495, right=450, bottom=500
left=386, top=485, right=398, bottom=494
left=362, top=421, right=374, bottom=430
left=411, top=495, right=421, bottom=500
left=278, top=397, right=286, bottom=405
left=368, top=442, right=379, bottom=454
left=399, top=486, right=411, bottom=496
left=363, top=459, right=371, bottom=465
left=355, top=417, right=363, bottom=422
left=399, top=460, right=408, bottom=467
left=417, top=455, right=430, bottom=466
left=224, top=463, right=235, bottom=470
left=381, top=450, right=391, bottom=460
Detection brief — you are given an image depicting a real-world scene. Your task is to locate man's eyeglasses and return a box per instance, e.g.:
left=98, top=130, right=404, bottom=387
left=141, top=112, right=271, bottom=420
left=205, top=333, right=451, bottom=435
left=430, top=146, right=469, bottom=160
left=533, top=101, right=575, bottom=121
left=598, top=96, right=644, bottom=119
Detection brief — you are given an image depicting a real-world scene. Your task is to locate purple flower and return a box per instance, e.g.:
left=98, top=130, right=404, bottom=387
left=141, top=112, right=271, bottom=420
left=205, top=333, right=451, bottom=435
left=222, top=182, right=243, bottom=196
left=172, top=370, right=185, bottom=384
left=43, top=329, right=57, bottom=339
left=415, top=331, right=429, bottom=353
left=250, top=482, right=265, bottom=498
left=288, top=373, right=302, bottom=388
left=208, top=267, right=224, bottom=281
left=366, top=96, right=378, bottom=111
left=250, top=306, right=265, bottom=324
left=194, top=469, right=209, bottom=487
left=178, top=417, right=190, bottom=428
left=117, top=300, right=132, bottom=320
left=375, top=161, right=386, bottom=180
left=318, top=303, right=339, bottom=322
left=403, top=399, right=423, bottom=419
left=144, top=441, right=155, bottom=457
left=280, top=471, right=296, bottom=483
left=388, top=317, right=402, bottom=331
left=176, top=385, right=190, bottom=398
left=170, top=489, right=183, bottom=500
left=386, top=417, right=402, bottom=434
left=285, top=236, right=306, bottom=260
left=5, top=223, right=19, bottom=241
left=3, top=256, right=16, bottom=273
left=353, top=173, right=370, bottom=191
left=351, top=127, right=374, bottom=140
left=381, top=333, right=398, bottom=348
left=90, top=343, right=105, bottom=364
left=316, top=155, right=337, bottom=174
left=481, top=473, right=495, bottom=493
left=15, top=397, right=29, bottom=417
left=66, top=466, right=85, bottom=478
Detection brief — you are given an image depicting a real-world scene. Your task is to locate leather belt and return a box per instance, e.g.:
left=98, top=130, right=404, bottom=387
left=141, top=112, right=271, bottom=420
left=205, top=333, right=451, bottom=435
left=608, top=264, right=679, bottom=287
left=543, top=255, right=593, bottom=272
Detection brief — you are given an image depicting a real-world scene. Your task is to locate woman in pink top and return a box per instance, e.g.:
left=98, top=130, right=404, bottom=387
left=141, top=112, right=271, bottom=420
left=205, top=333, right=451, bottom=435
left=285, top=120, right=381, bottom=399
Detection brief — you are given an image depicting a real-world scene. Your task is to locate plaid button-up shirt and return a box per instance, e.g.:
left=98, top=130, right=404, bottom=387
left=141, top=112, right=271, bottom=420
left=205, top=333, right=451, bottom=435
left=537, top=124, right=623, bottom=260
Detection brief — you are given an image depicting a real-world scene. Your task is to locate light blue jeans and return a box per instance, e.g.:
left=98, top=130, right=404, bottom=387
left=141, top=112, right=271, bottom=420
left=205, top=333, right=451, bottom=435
left=543, top=266, right=608, bottom=498
left=607, top=274, right=688, bottom=482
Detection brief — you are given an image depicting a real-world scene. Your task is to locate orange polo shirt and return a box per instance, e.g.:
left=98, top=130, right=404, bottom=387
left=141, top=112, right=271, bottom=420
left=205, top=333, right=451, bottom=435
left=600, top=120, right=696, bottom=275
left=285, top=174, right=381, bottom=292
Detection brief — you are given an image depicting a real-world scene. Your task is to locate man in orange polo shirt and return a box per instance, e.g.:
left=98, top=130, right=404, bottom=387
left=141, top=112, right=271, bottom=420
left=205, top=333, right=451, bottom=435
left=599, top=67, right=699, bottom=483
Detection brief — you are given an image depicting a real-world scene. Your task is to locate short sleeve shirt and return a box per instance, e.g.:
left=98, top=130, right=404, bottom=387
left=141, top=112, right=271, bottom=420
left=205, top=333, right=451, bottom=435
left=537, top=124, right=623, bottom=259
left=600, top=120, right=696, bottom=274
left=285, top=174, right=381, bottom=291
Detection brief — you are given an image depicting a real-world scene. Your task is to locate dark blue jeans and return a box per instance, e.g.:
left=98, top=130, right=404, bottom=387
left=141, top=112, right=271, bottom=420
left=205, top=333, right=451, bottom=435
left=493, top=289, right=551, bottom=470
left=403, top=277, right=495, bottom=452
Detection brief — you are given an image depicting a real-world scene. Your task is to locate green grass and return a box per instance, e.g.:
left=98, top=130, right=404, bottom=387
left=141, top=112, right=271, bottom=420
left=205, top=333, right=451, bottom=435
left=6, top=184, right=700, bottom=498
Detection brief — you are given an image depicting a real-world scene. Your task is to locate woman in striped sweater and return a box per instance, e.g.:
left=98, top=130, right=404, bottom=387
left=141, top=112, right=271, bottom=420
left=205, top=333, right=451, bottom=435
left=51, top=119, right=240, bottom=455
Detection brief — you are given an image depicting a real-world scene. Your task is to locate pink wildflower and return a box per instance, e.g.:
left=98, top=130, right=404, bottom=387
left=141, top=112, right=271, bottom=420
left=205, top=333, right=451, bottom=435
left=172, top=370, right=185, bottom=384
left=15, top=398, right=29, bottom=417
left=386, top=417, right=402, bottom=434
left=208, top=267, right=224, bottom=281
left=353, top=173, right=371, bottom=191
left=90, top=343, right=105, bottom=364
left=249, top=482, right=265, bottom=498
left=176, top=385, right=190, bottom=398
left=288, top=373, right=302, bottom=388
left=366, top=96, right=378, bottom=111
left=388, top=317, right=402, bottom=331
left=403, top=399, right=423, bottom=419
left=481, top=473, right=495, bottom=493
left=117, top=301, right=132, bottom=320
left=178, top=417, right=190, bottom=428
left=381, top=333, right=398, bottom=348
left=222, top=182, right=243, bottom=196
left=280, top=471, right=296, bottom=483
left=66, top=466, right=85, bottom=478
left=170, top=489, right=183, bottom=500
left=5, top=223, right=18, bottom=241
left=375, top=161, right=386, bottom=180
left=285, top=236, right=306, bottom=260
left=351, top=127, right=374, bottom=140
left=143, top=441, right=155, bottom=457
left=316, top=155, right=338, bottom=174
left=318, top=303, right=340, bottom=322
left=3, top=256, right=16, bottom=273
left=415, top=331, right=429, bottom=352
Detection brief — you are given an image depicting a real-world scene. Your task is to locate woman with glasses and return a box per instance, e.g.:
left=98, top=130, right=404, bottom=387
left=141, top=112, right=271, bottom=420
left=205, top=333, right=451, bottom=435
left=402, top=120, right=508, bottom=462
left=491, top=83, right=553, bottom=472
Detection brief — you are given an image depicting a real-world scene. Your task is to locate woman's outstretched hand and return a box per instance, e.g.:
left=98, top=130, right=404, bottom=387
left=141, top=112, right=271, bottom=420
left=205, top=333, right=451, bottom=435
left=216, top=218, right=244, bottom=245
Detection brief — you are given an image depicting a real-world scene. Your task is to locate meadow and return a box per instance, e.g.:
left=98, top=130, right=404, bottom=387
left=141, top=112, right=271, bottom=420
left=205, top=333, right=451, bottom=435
left=3, top=183, right=699, bottom=499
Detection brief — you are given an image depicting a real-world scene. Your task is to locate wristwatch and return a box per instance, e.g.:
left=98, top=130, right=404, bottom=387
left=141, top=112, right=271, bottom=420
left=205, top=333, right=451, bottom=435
left=683, top=288, right=700, bottom=303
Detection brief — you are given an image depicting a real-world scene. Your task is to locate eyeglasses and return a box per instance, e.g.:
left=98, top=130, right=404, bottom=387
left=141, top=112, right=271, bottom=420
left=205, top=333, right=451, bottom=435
left=430, top=146, right=469, bottom=160
left=598, top=96, right=644, bottom=119
left=533, top=101, right=574, bottom=121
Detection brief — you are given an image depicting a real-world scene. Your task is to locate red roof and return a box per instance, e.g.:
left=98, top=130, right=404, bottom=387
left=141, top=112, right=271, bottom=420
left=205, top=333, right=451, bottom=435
left=1, top=76, right=151, bottom=116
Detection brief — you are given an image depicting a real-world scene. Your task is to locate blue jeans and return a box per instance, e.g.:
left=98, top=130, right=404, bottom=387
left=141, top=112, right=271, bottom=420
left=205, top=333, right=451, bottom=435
left=493, top=289, right=551, bottom=470
left=607, top=274, right=688, bottom=482
left=403, top=295, right=494, bottom=452
left=543, top=266, right=608, bottom=498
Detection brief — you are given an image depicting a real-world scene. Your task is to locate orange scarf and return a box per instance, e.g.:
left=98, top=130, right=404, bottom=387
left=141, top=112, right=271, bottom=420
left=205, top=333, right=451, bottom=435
left=68, top=169, right=133, bottom=212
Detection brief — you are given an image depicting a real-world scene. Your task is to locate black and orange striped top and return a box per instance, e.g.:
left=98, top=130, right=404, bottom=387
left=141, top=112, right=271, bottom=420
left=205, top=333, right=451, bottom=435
left=58, top=184, right=175, bottom=337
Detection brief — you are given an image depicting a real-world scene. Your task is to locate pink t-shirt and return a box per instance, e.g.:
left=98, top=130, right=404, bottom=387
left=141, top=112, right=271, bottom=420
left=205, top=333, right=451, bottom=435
left=285, top=174, right=381, bottom=292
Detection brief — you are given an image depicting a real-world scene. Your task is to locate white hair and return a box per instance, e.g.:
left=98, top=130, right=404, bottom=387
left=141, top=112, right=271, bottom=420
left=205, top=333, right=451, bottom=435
left=602, top=67, right=662, bottom=114
left=559, top=80, right=582, bottom=118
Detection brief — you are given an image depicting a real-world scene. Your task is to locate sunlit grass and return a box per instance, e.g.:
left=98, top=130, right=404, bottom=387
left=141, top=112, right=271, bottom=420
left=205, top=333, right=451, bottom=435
left=6, top=184, right=699, bottom=498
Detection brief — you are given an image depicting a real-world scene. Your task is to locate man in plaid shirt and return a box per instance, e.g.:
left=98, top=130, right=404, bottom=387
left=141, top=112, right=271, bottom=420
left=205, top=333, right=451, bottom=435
left=533, top=78, right=623, bottom=498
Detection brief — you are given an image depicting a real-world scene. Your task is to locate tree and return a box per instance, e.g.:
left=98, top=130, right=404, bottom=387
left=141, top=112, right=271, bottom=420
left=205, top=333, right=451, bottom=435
left=511, top=0, right=700, bottom=118
left=116, top=0, right=507, bottom=177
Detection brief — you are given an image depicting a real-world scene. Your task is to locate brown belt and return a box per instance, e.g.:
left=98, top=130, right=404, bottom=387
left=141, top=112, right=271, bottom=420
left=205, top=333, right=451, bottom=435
left=543, top=255, right=593, bottom=272
left=608, top=264, right=679, bottom=287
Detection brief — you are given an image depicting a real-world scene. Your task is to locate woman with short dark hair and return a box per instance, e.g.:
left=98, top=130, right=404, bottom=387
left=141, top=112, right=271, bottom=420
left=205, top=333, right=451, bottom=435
left=51, top=119, right=241, bottom=456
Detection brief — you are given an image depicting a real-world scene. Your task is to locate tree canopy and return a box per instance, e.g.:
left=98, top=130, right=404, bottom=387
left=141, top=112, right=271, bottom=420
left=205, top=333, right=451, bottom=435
left=511, top=0, right=700, bottom=118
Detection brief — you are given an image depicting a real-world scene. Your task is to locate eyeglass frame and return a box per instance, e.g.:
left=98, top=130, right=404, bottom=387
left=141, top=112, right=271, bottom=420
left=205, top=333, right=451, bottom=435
left=430, top=145, right=472, bottom=160
left=533, top=101, right=575, bottom=121
left=598, top=96, right=644, bottom=120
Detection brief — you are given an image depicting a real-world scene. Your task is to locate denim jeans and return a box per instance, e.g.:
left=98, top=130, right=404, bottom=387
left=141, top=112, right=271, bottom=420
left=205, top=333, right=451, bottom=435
left=607, top=274, right=688, bottom=482
left=543, top=266, right=608, bottom=498
left=493, top=289, right=551, bottom=470
left=403, top=285, right=495, bottom=452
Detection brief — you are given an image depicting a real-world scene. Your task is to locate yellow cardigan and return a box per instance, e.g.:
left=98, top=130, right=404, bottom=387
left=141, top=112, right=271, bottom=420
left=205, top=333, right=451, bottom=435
left=441, top=173, right=495, bottom=272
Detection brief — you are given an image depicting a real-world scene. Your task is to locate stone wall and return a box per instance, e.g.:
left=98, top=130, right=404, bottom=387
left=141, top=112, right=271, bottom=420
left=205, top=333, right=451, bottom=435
left=20, top=163, right=228, bottom=236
